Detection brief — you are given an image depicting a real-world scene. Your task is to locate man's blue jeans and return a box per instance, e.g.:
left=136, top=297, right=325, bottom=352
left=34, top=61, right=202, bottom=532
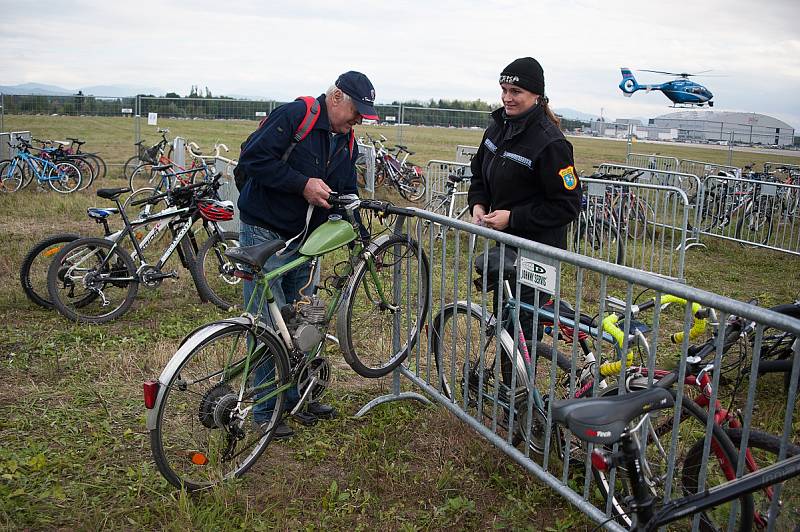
left=240, top=221, right=312, bottom=422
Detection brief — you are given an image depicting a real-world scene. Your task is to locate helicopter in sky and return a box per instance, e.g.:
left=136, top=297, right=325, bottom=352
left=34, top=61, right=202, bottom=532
left=619, top=68, right=714, bottom=107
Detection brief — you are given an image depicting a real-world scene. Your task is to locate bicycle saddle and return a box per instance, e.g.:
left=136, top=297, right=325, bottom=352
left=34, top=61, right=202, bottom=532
left=447, top=174, right=465, bottom=184
left=474, top=246, right=517, bottom=291
left=552, top=387, right=674, bottom=445
left=224, top=240, right=286, bottom=270
left=96, top=187, right=132, bottom=200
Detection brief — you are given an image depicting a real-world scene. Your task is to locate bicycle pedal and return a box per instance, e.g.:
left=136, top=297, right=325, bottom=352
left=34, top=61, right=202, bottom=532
left=292, top=411, right=318, bottom=426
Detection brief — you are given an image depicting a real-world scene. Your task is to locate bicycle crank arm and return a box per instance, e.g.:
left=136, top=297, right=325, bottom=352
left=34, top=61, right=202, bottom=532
left=289, top=378, right=318, bottom=416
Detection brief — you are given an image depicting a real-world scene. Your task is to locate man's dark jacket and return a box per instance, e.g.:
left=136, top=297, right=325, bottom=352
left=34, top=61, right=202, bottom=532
left=237, top=94, right=359, bottom=238
left=468, top=105, right=581, bottom=249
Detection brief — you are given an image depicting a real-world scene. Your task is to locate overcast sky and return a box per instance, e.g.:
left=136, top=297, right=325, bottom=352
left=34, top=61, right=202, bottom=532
left=2, top=0, right=799, bottom=128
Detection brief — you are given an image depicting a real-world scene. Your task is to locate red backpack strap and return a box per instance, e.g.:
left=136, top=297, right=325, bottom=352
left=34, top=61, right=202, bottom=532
left=348, top=129, right=355, bottom=158
left=293, top=96, right=321, bottom=142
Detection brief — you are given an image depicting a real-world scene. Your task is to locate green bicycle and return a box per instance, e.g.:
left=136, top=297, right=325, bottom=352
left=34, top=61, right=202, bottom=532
left=144, top=194, right=430, bottom=490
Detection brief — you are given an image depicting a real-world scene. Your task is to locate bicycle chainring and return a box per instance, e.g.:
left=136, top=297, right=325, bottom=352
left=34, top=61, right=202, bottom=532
left=139, top=264, right=163, bottom=287
left=296, top=357, right=331, bottom=402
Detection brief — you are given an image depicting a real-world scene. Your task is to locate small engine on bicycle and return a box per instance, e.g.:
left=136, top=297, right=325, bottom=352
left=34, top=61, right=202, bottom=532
left=281, top=295, right=328, bottom=353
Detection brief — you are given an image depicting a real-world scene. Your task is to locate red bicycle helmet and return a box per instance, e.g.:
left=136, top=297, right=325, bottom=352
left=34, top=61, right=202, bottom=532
left=198, top=199, right=235, bottom=221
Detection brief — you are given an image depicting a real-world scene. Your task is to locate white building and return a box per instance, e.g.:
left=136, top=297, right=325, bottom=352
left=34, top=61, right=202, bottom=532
left=651, top=111, right=795, bottom=146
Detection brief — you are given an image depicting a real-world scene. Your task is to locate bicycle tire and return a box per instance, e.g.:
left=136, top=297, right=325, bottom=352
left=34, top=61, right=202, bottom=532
left=685, top=428, right=800, bottom=530
left=399, top=172, right=426, bottom=202
left=431, top=301, right=573, bottom=453
left=150, top=321, right=289, bottom=490
left=337, top=234, right=429, bottom=378
left=47, top=161, right=82, bottom=194
left=71, top=156, right=97, bottom=191
left=593, top=382, right=755, bottom=531
left=123, top=155, right=145, bottom=180
left=47, top=237, right=139, bottom=323
left=0, top=159, right=25, bottom=193
left=85, top=153, right=107, bottom=182
left=735, top=199, right=773, bottom=246
left=128, top=163, right=157, bottom=191
left=190, top=230, right=241, bottom=311
left=20, top=233, right=81, bottom=308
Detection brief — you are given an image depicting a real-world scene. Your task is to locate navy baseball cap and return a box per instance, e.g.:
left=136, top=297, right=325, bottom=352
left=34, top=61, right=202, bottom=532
left=335, top=71, right=379, bottom=120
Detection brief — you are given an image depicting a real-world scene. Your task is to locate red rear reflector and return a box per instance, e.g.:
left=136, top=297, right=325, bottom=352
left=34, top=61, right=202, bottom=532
left=143, top=380, right=159, bottom=409
left=233, top=270, right=254, bottom=281
left=190, top=452, right=209, bottom=465
left=591, top=449, right=609, bottom=472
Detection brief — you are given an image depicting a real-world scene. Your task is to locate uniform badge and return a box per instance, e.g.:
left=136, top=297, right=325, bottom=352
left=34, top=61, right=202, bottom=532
left=559, top=165, right=578, bottom=190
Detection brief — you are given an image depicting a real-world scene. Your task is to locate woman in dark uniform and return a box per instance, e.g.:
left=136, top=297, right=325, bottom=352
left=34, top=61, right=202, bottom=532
left=468, top=56, right=582, bottom=342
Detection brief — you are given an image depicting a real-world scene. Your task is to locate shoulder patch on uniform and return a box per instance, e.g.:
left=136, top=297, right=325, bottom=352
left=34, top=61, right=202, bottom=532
left=558, top=165, right=578, bottom=190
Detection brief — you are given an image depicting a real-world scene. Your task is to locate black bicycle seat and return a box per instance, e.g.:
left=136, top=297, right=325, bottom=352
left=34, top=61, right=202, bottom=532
left=552, top=387, right=674, bottom=445
left=224, top=240, right=286, bottom=269
left=96, top=187, right=132, bottom=200
left=447, top=174, right=465, bottom=184
left=474, top=247, right=517, bottom=291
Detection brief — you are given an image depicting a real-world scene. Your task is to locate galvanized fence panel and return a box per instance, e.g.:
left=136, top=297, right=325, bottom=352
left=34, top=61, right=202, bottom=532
left=401, top=106, right=491, bottom=128
left=209, top=155, right=239, bottom=233
left=355, top=141, right=376, bottom=196
left=698, top=174, right=800, bottom=255
left=570, top=177, right=689, bottom=280
left=424, top=159, right=471, bottom=200
left=626, top=152, right=680, bottom=172
left=680, top=159, right=741, bottom=179
left=455, top=145, right=479, bottom=164
left=389, top=207, right=800, bottom=530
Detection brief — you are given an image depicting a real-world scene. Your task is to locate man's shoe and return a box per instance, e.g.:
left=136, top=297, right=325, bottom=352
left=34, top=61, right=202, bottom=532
left=306, top=401, right=337, bottom=419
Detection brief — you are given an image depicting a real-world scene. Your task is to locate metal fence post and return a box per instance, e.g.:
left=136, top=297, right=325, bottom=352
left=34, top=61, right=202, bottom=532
left=0, top=93, right=4, bottom=132
left=398, top=103, right=404, bottom=144
left=727, top=131, right=734, bottom=166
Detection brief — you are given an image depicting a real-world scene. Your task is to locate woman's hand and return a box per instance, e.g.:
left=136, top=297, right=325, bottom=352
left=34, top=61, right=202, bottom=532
left=482, top=209, right=510, bottom=230
left=472, top=204, right=487, bottom=226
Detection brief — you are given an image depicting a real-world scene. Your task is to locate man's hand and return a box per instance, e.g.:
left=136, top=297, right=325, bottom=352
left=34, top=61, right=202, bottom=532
left=303, top=178, right=332, bottom=208
left=472, top=204, right=487, bottom=226
left=482, top=209, right=510, bottom=230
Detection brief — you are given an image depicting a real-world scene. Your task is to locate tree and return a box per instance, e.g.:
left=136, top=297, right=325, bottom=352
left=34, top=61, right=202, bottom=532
left=165, top=92, right=180, bottom=99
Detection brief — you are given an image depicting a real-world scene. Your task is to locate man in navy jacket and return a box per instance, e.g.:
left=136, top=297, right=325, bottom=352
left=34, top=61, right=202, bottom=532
left=237, top=71, right=378, bottom=438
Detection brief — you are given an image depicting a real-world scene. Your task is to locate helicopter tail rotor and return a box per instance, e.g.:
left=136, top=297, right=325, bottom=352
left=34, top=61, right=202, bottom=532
left=619, top=67, right=639, bottom=95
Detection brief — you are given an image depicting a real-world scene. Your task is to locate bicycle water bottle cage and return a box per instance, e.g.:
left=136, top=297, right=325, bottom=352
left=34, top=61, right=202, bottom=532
left=473, top=247, right=518, bottom=291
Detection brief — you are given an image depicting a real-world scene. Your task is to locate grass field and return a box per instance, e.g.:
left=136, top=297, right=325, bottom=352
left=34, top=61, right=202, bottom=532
left=1, top=116, right=799, bottom=530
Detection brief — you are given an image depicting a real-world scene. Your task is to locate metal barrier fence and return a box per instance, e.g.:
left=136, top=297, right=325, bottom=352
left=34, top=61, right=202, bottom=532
left=382, top=208, right=800, bottom=530
left=570, top=177, right=689, bottom=280
left=680, top=159, right=741, bottom=179
left=424, top=159, right=471, bottom=201
left=697, top=174, right=800, bottom=255
left=355, top=141, right=376, bottom=196
left=0, top=130, right=31, bottom=160
left=626, top=152, right=679, bottom=172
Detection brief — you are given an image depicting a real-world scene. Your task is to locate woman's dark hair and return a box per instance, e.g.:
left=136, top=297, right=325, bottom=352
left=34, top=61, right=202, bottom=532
left=539, top=96, right=561, bottom=128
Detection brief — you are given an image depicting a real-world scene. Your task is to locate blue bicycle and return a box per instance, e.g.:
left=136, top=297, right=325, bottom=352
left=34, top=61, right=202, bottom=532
left=0, top=140, right=82, bottom=193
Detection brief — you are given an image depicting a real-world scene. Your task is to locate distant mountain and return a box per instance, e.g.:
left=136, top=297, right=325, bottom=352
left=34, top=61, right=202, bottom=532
left=0, top=83, right=74, bottom=95
left=0, top=82, right=166, bottom=97
left=554, top=108, right=600, bottom=122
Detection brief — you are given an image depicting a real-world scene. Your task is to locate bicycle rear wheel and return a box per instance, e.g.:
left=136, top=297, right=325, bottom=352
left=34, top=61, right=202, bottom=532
left=47, top=237, right=138, bottom=323
left=684, top=428, right=800, bottom=530
left=399, top=172, right=426, bottom=202
left=47, top=161, right=82, bottom=193
left=20, top=232, right=81, bottom=309
left=594, top=381, right=754, bottom=531
left=337, top=234, right=429, bottom=378
left=128, top=163, right=157, bottom=191
left=150, top=322, right=289, bottom=490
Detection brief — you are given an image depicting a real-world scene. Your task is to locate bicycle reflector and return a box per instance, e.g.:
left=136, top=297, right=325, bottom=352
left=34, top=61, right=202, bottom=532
left=590, top=449, right=610, bottom=472
left=143, top=380, right=159, bottom=409
left=198, top=199, right=235, bottom=222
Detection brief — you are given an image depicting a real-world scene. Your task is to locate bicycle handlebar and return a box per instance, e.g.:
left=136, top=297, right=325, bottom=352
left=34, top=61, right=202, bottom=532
left=128, top=172, right=224, bottom=206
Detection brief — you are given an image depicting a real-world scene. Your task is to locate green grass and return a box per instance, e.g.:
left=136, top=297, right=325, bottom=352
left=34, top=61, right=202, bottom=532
left=1, top=116, right=799, bottom=530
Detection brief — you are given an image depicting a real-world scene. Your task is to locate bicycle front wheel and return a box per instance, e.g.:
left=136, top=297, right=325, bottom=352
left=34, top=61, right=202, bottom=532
left=191, top=230, right=241, bottom=311
left=20, top=232, right=81, bottom=309
left=594, top=382, right=754, bottom=531
left=685, top=428, right=800, bottom=530
left=337, top=234, right=429, bottom=378
left=0, top=160, right=24, bottom=193
left=150, top=322, right=289, bottom=491
left=47, top=161, right=82, bottom=193
left=128, top=163, right=157, bottom=191
left=47, top=237, right=139, bottom=323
